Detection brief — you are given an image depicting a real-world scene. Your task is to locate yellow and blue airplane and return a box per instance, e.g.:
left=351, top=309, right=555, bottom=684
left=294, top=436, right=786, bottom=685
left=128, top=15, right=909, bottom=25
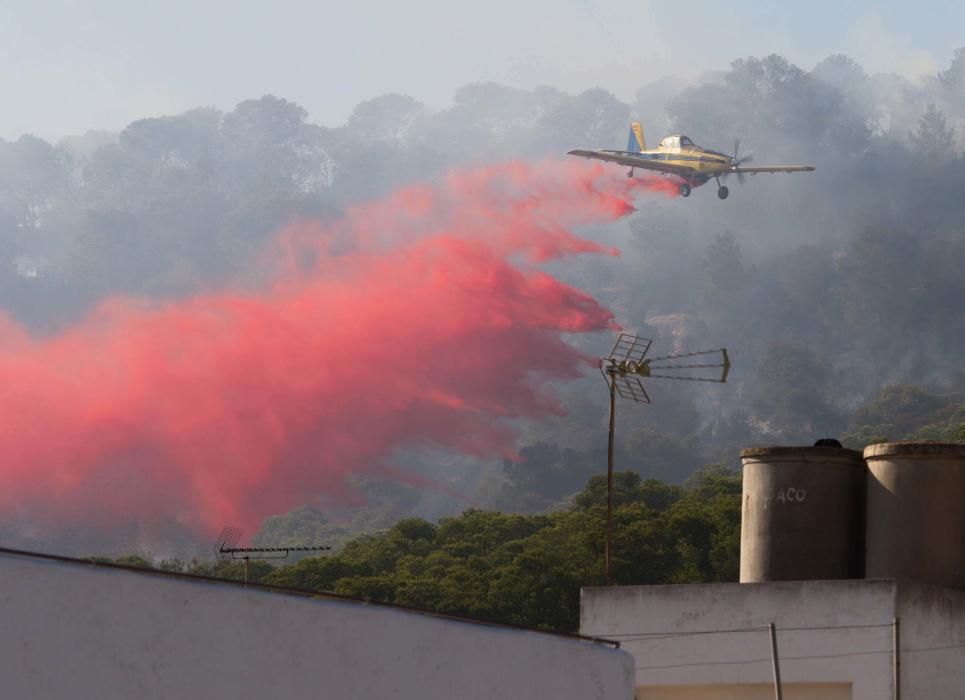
left=568, top=122, right=815, bottom=200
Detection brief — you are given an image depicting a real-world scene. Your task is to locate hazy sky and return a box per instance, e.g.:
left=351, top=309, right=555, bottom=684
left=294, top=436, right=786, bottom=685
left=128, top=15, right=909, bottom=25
left=2, top=0, right=963, bottom=141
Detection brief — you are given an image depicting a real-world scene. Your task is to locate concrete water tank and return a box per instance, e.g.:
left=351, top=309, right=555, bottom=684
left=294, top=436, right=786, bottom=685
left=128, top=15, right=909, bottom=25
left=740, top=446, right=865, bottom=583
left=864, top=441, right=965, bottom=589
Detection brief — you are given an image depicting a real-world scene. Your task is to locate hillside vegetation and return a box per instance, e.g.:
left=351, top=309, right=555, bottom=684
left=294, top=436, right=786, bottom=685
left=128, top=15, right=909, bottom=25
left=98, top=465, right=740, bottom=633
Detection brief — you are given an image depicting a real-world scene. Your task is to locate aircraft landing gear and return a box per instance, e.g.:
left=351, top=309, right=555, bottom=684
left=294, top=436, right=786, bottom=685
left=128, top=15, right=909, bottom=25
left=679, top=183, right=692, bottom=197
left=627, top=168, right=634, bottom=178
left=717, top=185, right=730, bottom=200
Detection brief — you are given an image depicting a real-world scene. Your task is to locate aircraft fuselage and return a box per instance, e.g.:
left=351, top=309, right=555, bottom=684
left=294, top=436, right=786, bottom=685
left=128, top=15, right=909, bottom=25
left=598, top=145, right=734, bottom=185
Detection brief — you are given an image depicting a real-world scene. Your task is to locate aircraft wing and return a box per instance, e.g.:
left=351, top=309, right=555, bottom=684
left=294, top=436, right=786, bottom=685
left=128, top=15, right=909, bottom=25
left=731, top=165, right=815, bottom=174
left=567, top=149, right=694, bottom=176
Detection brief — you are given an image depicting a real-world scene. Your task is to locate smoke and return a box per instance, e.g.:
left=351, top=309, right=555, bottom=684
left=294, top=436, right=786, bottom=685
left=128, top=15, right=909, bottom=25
left=0, top=160, right=673, bottom=535
left=4, top=51, right=964, bottom=548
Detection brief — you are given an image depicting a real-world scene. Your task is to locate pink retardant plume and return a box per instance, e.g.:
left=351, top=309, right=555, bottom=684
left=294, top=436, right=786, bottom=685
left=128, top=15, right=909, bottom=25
left=0, top=160, right=673, bottom=535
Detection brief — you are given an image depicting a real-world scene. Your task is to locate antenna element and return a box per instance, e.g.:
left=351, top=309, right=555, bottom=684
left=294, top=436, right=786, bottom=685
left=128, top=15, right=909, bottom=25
left=214, top=527, right=332, bottom=585
left=599, top=333, right=730, bottom=585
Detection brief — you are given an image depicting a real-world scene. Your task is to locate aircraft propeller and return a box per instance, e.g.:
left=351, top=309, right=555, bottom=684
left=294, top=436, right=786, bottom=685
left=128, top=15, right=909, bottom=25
left=731, top=139, right=754, bottom=184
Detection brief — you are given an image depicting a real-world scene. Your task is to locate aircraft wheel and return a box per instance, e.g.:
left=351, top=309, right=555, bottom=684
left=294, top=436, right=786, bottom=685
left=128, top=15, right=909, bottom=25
left=679, top=183, right=692, bottom=197
left=627, top=169, right=634, bottom=178
left=717, top=186, right=730, bottom=200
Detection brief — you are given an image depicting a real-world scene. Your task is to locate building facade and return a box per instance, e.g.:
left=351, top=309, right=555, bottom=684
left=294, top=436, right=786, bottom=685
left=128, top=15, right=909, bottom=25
left=0, top=548, right=634, bottom=699
left=582, top=579, right=965, bottom=700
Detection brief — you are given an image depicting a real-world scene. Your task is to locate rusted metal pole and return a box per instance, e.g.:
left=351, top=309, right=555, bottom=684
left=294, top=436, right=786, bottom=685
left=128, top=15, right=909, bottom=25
left=893, top=617, right=900, bottom=700
left=768, top=623, right=783, bottom=700
left=606, top=370, right=616, bottom=586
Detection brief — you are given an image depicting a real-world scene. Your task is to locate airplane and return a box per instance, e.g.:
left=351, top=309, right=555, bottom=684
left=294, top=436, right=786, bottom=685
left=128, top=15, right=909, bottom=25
left=568, top=122, right=815, bottom=200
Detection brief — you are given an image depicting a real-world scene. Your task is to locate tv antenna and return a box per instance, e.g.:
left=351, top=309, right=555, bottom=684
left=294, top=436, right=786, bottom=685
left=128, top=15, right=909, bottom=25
left=599, top=333, right=730, bottom=586
left=215, top=526, right=332, bottom=586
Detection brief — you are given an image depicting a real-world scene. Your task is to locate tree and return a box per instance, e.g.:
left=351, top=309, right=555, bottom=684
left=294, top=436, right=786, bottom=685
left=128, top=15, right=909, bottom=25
left=750, top=343, right=842, bottom=440
left=834, top=228, right=935, bottom=382
left=700, top=232, right=752, bottom=314
left=843, top=384, right=963, bottom=445
left=219, top=95, right=333, bottom=198
left=939, top=47, right=965, bottom=111
left=0, top=135, right=71, bottom=232
left=501, top=441, right=595, bottom=503
left=811, top=55, right=878, bottom=133
left=668, top=54, right=869, bottom=160
left=909, top=104, right=956, bottom=157
left=345, top=94, right=427, bottom=145
left=573, top=471, right=680, bottom=511
left=254, top=505, right=352, bottom=553
left=536, top=88, right=629, bottom=153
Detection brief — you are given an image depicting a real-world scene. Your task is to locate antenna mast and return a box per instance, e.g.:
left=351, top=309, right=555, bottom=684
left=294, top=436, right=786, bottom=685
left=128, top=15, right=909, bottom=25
left=599, top=333, right=730, bottom=586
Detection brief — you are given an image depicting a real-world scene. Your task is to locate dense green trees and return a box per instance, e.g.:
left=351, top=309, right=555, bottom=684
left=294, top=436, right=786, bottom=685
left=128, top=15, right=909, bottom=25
left=96, top=466, right=741, bottom=632
left=842, top=384, right=965, bottom=446
left=87, top=379, right=961, bottom=632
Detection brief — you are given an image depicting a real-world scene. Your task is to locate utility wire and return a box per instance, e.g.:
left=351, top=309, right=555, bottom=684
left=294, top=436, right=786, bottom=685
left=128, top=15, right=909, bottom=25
left=633, top=643, right=965, bottom=672
left=608, top=621, right=894, bottom=642
left=780, top=623, right=895, bottom=632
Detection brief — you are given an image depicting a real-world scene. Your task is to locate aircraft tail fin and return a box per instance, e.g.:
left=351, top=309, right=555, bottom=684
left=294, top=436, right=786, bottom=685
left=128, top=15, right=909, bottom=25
left=627, top=122, right=646, bottom=152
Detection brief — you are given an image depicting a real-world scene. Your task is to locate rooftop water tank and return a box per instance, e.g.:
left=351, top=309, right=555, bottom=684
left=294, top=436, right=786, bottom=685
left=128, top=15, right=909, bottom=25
left=740, top=446, right=865, bottom=582
left=864, top=441, right=965, bottom=589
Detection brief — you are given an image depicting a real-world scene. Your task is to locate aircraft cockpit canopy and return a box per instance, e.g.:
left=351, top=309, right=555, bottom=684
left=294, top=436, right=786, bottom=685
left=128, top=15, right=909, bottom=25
left=659, top=135, right=694, bottom=150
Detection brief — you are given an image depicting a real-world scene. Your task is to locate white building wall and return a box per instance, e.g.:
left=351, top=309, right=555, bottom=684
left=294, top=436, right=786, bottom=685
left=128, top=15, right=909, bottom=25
left=582, top=579, right=965, bottom=700
left=897, top=584, right=965, bottom=700
left=581, top=580, right=897, bottom=700
left=0, top=551, right=634, bottom=700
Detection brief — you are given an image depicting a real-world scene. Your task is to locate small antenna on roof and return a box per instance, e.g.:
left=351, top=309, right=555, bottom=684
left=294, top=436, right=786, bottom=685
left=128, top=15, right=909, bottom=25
left=599, top=333, right=730, bottom=586
left=214, top=526, right=332, bottom=586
